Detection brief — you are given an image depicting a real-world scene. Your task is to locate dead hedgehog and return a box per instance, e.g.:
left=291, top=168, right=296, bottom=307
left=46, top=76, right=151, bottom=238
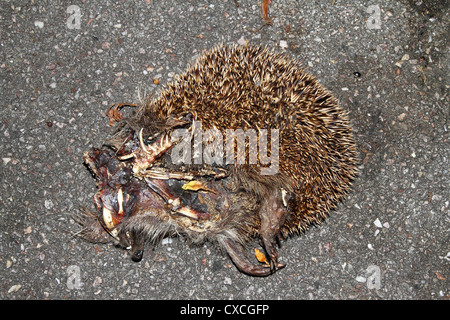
left=77, top=44, right=358, bottom=276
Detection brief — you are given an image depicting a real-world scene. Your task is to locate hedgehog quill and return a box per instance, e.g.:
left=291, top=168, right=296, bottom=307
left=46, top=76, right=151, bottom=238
left=77, top=44, right=358, bottom=276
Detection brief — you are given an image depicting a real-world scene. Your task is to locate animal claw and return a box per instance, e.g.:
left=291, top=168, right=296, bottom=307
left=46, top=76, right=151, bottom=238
left=102, top=207, right=119, bottom=240
left=118, top=153, right=135, bottom=160
left=175, top=206, right=209, bottom=220
left=139, top=128, right=150, bottom=154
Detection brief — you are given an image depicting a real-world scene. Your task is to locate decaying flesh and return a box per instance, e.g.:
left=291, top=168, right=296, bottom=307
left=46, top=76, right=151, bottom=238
left=79, top=100, right=340, bottom=275
left=80, top=117, right=284, bottom=275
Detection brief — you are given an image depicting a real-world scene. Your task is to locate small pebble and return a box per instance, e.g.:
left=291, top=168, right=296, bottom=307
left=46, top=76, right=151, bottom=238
left=237, top=36, right=247, bottom=46
left=356, top=276, right=366, bottom=283
left=93, top=276, right=102, bottom=287
left=102, top=42, right=111, bottom=50
left=44, top=200, right=54, bottom=209
left=8, top=284, right=22, bottom=293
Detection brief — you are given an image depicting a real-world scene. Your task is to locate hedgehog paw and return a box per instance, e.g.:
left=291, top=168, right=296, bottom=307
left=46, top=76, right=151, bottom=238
left=267, top=247, right=286, bottom=273
left=259, top=189, right=289, bottom=273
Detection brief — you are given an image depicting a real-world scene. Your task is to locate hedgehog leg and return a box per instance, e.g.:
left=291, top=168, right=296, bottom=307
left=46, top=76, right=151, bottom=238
left=259, top=189, right=288, bottom=272
left=223, top=238, right=272, bottom=277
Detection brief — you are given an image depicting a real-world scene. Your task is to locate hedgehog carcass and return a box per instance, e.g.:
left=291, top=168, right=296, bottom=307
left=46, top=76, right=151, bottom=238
left=78, top=44, right=358, bottom=276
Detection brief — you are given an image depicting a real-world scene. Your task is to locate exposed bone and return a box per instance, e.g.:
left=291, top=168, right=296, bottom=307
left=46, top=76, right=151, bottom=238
left=164, top=134, right=170, bottom=146
left=129, top=132, right=174, bottom=175
left=141, top=168, right=195, bottom=180
left=145, top=177, right=210, bottom=220
left=124, top=231, right=132, bottom=250
left=83, top=151, right=99, bottom=176
left=102, top=207, right=115, bottom=230
left=139, top=128, right=150, bottom=154
left=169, top=198, right=181, bottom=207
left=175, top=206, right=202, bottom=220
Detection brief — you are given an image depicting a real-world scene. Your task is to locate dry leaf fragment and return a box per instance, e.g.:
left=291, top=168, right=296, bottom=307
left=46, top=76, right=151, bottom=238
left=435, top=271, right=446, bottom=280
left=254, top=248, right=269, bottom=266
left=262, top=0, right=271, bottom=21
